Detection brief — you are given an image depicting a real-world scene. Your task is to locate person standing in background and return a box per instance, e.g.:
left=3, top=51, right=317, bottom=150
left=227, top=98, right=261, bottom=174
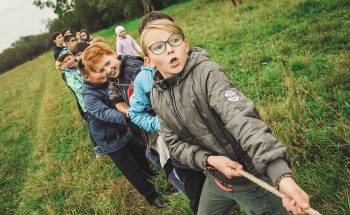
left=115, top=26, right=143, bottom=56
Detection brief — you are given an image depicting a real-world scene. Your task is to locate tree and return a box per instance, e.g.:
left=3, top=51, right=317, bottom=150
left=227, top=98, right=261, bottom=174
left=33, top=0, right=75, bottom=18
left=142, top=0, right=155, bottom=14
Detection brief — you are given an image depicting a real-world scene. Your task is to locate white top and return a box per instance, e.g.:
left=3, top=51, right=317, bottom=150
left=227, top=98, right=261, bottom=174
left=116, top=35, right=142, bottom=56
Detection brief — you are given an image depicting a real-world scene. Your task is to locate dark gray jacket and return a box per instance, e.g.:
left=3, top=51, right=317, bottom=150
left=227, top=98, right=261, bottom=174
left=108, top=55, right=143, bottom=105
left=151, top=48, right=291, bottom=186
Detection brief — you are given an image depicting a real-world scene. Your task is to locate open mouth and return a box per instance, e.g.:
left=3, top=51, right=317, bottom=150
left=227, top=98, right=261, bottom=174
left=169, top=57, right=180, bottom=67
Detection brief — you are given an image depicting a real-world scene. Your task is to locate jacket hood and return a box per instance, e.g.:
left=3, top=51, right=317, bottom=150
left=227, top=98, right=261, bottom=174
left=153, top=47, right=211, bottom=90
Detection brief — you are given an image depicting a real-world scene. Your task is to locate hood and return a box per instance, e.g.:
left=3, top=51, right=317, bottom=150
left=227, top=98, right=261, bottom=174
left=153, top=47, right=211, bottom=90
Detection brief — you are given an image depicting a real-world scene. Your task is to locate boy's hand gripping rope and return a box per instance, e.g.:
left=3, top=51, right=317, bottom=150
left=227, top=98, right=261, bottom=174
left=237, top=170, right=322, bottom=215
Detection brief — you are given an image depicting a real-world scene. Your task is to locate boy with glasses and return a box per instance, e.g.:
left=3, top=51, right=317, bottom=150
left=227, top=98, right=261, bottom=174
left=128, top=12, right=206, bottom=214
left=140, top=19, right=311, bottom=215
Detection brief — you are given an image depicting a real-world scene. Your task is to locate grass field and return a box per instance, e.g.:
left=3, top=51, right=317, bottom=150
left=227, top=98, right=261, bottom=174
left=0, top=0, right=349, bottom=214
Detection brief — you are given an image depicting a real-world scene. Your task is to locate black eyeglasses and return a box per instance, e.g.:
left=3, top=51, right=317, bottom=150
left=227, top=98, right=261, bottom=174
left=148, top=34, right=184, bottom=55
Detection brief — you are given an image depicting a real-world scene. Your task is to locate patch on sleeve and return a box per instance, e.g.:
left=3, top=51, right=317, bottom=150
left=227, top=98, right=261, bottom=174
left=224, top=90, right=240, bottom=102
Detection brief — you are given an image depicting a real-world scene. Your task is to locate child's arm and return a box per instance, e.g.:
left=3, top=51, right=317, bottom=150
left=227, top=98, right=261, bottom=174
left=129, top=35, right=143, bottom=56
left=205, top=67, right=291, bottom=184
left=205, top=67, right=310, bottom=212
left=115, top=102, right=129, bottom=117
left=84, top=90, right=126, bottom=124
left=128, top=70, right=160, bottom=132
left=158, top=117, right=212, bottom=171
left=117, top=40, right=124, bottom=55
left=129, top=95, right=160, bottom=132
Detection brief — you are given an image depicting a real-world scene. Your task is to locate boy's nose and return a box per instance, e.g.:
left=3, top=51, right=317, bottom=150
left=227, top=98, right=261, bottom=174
left=165, top=43, right=174, bottom=54
left=106, top=66, right=116, bottom=77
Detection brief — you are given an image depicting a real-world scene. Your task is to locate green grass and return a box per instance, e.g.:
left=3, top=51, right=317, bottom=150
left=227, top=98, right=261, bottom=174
left=1, top=0, right=349, bottom=214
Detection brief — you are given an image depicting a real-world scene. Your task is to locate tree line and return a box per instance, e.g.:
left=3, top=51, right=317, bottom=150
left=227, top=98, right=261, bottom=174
left=0, top=0, right=186, bottom=74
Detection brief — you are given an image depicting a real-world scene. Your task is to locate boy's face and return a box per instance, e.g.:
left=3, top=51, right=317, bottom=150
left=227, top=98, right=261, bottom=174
left=119, top=30, right=126, bottom=38
left=144, top=29, right=189, bottom=79
left=80, top=32, right=88, bottom=41
left=62, top=55, right=76, bottom=69
left=66, top=37, right=77, bottom=48
left=74, top=52, right=83, bottom=62
left=64, top=30, right=72, bottom=36
left=85, top=54, right=120, bottom=83
left=54, top=34, right=64, bottom=46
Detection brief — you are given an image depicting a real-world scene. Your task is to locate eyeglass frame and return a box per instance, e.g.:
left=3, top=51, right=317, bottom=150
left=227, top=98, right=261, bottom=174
left=148, top=33, right=185, bottom=55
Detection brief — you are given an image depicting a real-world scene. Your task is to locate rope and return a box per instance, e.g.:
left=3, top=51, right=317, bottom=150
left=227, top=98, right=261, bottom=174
left=237, top=170, right=322, bottom=215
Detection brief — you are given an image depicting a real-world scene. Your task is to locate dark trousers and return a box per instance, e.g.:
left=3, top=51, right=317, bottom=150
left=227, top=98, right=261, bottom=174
left=108, top=136, right=157, bottom=202
left=176, top=168, right=206, bottom=214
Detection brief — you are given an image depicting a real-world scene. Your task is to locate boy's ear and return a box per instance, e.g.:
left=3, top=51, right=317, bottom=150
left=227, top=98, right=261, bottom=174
left=184, top=41, right=190, bottom=53
left=144, top=56, right=155, bottom=67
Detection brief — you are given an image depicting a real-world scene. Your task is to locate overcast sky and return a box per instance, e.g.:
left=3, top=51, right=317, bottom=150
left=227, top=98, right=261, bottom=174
left=0, top=0, right=56, bottom=52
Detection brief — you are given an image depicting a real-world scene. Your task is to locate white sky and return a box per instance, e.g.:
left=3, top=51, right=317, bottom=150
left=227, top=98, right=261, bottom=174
left=0, top=0, right=56, bottom=52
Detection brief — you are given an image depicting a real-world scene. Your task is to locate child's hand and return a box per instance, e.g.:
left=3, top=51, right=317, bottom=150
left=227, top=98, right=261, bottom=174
left=143, top=57, right=151, bottom=66
left=207, top=155, right=243, bottom=178
left=279, top=177, right=310, bottom=214
left=115, top=102, right=129, bottom=116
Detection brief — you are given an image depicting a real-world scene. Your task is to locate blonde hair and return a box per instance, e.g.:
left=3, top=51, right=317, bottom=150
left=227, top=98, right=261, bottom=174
left=91, top=36, right=106, bottom=44
left=140, top=19, right=184, bottom=56
left=82, top=42, right=114, bottom=75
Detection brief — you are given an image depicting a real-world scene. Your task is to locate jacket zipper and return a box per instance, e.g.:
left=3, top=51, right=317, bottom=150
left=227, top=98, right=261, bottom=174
left=169, top=87, right=188, bottom=133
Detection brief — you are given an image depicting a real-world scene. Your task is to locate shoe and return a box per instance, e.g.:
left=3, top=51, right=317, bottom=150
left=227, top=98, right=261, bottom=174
left=94, top=146, right=103, bottom=159
left=149, top=196, right=168, bottom=208
left=164, top=184, right=179, bottom=195
left=95, top=151, right=103, bottom=159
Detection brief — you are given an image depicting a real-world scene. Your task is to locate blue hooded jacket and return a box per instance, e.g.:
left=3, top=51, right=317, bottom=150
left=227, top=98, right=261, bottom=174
left=83, top=81, right=132, bottom=153
left=128, top=67, right=160, bottom=132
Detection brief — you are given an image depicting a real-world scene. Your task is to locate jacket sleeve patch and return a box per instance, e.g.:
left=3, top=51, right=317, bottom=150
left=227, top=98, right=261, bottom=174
left=224, top=90, right=240, bottom=102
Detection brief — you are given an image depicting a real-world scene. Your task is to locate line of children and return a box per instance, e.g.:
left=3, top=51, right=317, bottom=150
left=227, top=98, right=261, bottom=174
left=56, top=41, right=105, bottom=159
left=51, top=12, right=312, bottom=214
left=51, top=28, right=93, bottom=61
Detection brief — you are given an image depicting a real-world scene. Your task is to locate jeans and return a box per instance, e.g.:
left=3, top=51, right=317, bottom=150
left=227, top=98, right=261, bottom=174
left=145, top=146, right=186, bottom=193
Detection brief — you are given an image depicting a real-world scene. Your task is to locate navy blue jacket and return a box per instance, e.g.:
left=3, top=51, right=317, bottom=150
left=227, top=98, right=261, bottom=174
left=83, top=81, right=132, bottom=153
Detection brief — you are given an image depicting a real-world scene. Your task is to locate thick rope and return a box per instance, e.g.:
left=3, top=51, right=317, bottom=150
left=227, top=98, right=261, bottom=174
left=237, top=170, right=322, bottom=215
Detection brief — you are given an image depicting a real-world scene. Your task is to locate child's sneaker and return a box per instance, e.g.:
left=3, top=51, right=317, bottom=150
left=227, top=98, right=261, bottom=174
left=94, top=147, right=103, bottom=159
left=149, top=196, right=168, bottom=208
